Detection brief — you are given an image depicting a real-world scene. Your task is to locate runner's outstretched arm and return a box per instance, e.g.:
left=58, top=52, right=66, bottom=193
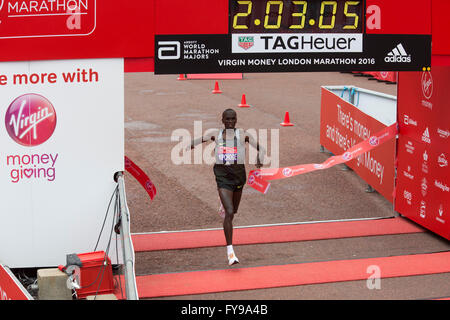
left=187, top=128, right=219, bottom=150
left=245, top=134, right=264, bottom=168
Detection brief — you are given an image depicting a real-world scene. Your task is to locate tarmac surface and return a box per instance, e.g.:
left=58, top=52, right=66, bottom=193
left=123, top=71, right=450, bottom=300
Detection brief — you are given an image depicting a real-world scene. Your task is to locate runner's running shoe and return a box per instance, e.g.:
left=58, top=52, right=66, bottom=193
left=228, top=252, right=239, bottom=266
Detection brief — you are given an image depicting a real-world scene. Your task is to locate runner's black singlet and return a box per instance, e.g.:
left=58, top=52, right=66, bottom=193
left=213, top=129, right=246, bottom=191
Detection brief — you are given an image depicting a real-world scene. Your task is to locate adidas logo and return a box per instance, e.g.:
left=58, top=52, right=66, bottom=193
left=384, top=43, right=411, bottom=63
left=422, top=127, right=431, bottom=144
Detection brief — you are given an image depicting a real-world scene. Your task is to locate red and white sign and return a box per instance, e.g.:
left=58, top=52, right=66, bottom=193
left=0, top=0, right=154, bottom=62
left=397, top=68, right=450, bottom=150
left=0, top=58, right=124, bottom=267
left=0, top=0, right=96, bottom=39
left=319, top=87, right=396, bottom=203
left=395, top=66, right=450, bottom=240
left=0, top=264, right=32, bottom=300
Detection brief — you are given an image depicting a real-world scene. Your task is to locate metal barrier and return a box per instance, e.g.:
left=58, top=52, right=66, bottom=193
left=115, top=172, right=139, bottom=300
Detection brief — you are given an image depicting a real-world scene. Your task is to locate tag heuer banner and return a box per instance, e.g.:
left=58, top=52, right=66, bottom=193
left=155, top=34, right=431, bottom=74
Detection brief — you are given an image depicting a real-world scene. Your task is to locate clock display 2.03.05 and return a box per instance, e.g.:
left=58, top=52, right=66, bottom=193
left=230, top=0, right=364, bottom=33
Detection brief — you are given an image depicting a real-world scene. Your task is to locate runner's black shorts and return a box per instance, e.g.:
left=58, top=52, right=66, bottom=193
left=213, top=164, right=246, bottom=192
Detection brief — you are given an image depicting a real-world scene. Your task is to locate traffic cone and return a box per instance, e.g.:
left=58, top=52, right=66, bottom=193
left=177, top=74, right=187, bottom=80
left=212, top=81, right=222, bottom=94
left=280, top=111, right=294, bottom=126
left=238, top=94, right=250, bottom=108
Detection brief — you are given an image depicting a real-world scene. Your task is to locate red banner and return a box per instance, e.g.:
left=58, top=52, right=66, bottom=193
left=374, top=72, right=397, bottom=83
left=0, top=0, right=154, bottom=62
left=0, top=265, right=32, bottom=300
left=352, top=72, right=397, bottom=83
left=395, top=67, right=450, bottom=240
left=0, top=0, right=96, bottom=38
left=249, top=124, right=397, bottom=195
left=432, top=0, right=450, bottom=55
left=319, top=88, right=396, bottom=203
left=365, top=0, right=431, bottom=35
left=124, top=156, right=156, bottom=201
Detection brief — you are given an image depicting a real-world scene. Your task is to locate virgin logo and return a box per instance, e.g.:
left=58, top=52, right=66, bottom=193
left=421, top=71, right=433, bottom=100
left=282, top=167, right=293, bottom=177
left=145, top=180, right=154, bottom=191
left=5, top=93, right=57, bottom=147
left=369, top=136, right=379, bottom=146
left=342, top=152, right=352, bottom=161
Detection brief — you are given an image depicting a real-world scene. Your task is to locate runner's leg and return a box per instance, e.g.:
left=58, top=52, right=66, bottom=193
left=218, top=187, right=234, bottom=245
left=232, top=189, right=243, bottom=214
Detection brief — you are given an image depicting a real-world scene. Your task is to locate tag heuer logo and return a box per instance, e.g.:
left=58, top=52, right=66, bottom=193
left=238, top=36, right=254, bottom=50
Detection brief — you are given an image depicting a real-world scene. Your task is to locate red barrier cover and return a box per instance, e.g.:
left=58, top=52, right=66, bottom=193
left=319, top=88, right=396, bottom=203
left=0, top=265, right=31, bottom=300
left=374, top=72, right=397, bottom=83
left=186, top=74, right=243, bottom=80
left=395, top=67, right=450, bottom=240
left=352, top=71, right=397, bottom=83
left=320, top=88, right=395, bottom=202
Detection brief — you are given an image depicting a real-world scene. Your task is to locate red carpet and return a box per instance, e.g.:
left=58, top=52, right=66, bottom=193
left=132, top=217, right=425, bottom=252
left=135, top=251, right=450, bottom=298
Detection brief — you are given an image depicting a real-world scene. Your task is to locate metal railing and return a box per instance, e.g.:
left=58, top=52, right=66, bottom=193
left=115, top=171, right=139, bottom=300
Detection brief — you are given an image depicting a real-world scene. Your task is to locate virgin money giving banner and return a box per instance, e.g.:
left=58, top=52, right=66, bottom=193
left=0, top=58, right=124, bottom=267
left=319, top=87, right=396, bottom=203
left=395, top=67, right=450, bottom=240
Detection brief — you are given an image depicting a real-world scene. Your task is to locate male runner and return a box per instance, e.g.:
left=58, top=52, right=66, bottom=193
left=188, top=108, right=263, bottom=265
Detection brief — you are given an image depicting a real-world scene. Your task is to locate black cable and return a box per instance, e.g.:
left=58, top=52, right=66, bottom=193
left=93, top=184, right=121, bottom=299
left=115, top=198, right=124, bottom=299
left=94, top=185, right=118, bottom=252
left=73, top=185, right=119, bottom=296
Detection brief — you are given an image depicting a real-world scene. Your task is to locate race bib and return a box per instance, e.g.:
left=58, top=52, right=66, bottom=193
left=218, top=146, right=238, bottom=162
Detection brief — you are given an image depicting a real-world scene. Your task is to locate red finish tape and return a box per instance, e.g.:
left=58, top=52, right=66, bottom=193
left=248, top=123, right=398, bottom=193
left=124, top=156, right=156, bottom=201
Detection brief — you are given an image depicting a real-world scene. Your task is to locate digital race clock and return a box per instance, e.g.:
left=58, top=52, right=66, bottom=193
left=229, top=0, right=363, bottom=33
left=154, top=0, right=431, bottom=74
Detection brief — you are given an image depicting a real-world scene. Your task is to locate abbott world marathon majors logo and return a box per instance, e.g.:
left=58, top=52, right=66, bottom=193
left=4, top=93, right=58, bottom=183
